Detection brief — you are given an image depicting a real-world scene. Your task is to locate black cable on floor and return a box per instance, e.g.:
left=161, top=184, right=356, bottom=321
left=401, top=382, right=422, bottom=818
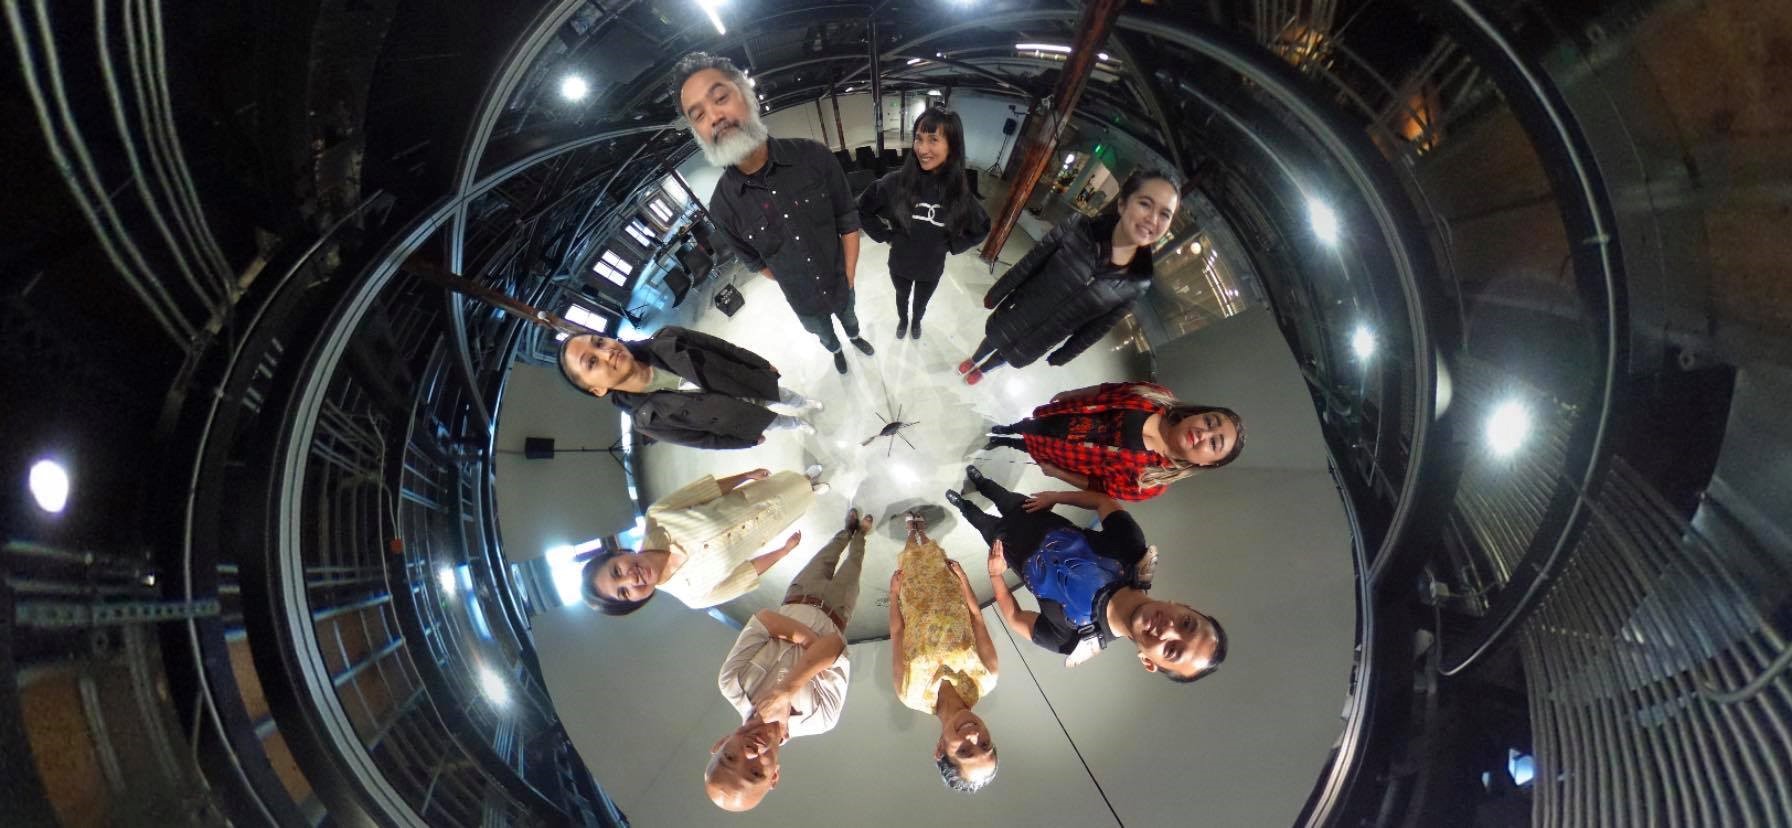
left=994, top=606, right=1124, bottom=827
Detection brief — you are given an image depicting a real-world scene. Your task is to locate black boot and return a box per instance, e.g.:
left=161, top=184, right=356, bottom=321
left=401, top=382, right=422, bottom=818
left=850, top=337, right=876, bottom=355
left=895, top=318, right=908, bottom=339
left=833, top=351, right=848, bottom=373
left=910, top=317, right=922, bottom=338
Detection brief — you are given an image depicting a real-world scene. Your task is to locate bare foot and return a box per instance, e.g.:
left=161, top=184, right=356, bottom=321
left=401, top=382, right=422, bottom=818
left=859, top=513, right=874, bottom=534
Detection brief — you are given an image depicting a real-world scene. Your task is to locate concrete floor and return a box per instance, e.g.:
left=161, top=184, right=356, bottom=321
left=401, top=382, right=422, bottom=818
left=635, top=222, right=1150, bottom=641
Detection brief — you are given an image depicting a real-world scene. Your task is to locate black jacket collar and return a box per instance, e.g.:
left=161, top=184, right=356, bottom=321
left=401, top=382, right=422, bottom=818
left=722, top=137, right=796, bottom=195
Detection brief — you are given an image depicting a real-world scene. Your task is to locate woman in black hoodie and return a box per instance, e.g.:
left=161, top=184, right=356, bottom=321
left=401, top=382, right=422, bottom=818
left=857, top=106, right=990, bottom=340
left=957, top=169, right=1181, bottom=385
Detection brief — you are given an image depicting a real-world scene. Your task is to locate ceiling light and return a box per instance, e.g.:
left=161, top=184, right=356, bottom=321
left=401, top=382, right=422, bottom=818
left=1484, top=400, right=1533, bottom=458
left=1189, top=240, right=1203, bottom=256
left=1308, top=198, right=1340, bottom=245
left=28, top=459, right=69, bottom=513
left=1098, top=52, right=1111, bottom=61
left=696, top=0, right=726, bottom=35
left=478, top=665, right=512, bottom=707
left=1016, top=42, right=1072, bottom=54
left=559, top=75, right=589, bottom=102
left=1351, top=326, right=1376, bottom=360
left=907, top=57, right=922, bottom=65
left=1063, top=152, right=1075, bottom=165
left=437, top=566, right=457, bottom=595
left=926, top=89, right=942, bottom=96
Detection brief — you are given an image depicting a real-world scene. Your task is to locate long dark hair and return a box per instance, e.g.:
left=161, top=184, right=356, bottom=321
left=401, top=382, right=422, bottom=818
left=889, top=106, right=973, bottom=234
left=1102, top=167, right=1183, bottom=219
left=579, top=549, right=653, bottom=616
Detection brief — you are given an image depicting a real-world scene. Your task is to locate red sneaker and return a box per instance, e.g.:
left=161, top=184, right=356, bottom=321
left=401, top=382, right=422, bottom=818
left=957, top=359, right=975, bottom=375
left=964, top=368, right=984, bottom=386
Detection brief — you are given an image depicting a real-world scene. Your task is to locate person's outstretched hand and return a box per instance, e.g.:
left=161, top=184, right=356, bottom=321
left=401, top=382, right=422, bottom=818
left=1023, top=491, right=1062, bottom=512
left=745, top=468, right=770, bottom=481
left=986, top=540, right=1007, bottom=577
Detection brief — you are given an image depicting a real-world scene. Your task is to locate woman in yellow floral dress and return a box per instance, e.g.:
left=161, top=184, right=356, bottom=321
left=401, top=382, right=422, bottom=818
left=889, top=511, right=1000, bottom=793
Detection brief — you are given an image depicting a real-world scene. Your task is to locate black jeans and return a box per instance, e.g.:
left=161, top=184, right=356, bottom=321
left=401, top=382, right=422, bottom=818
left=951, top=474, right=1074, bottom=570
left=892, top=275, right=940, bottom=323
left=794, top=290, right=861, bottom=352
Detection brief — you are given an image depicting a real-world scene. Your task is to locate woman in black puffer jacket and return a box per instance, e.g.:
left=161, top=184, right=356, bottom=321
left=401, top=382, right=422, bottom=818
left=957, top=169, right=1181, bottom=385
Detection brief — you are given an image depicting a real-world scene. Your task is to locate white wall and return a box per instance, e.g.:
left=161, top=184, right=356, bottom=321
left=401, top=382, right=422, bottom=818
left=492, top=363, right=634, bottom=562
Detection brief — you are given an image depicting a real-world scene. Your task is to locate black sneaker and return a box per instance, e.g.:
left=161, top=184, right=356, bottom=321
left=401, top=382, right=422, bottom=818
left=965, top=465, right=987, bottom=485
left=911, top=318, right=923, bottom=338
left=833, top=351, right=848, bottom=373
left=850, top=337, right=876, bottom=356
left=990, top=423, right=1015, bottom=435
left=894, top=318, right=908, bottom=339
left=944, top=489, right=967, bottom=509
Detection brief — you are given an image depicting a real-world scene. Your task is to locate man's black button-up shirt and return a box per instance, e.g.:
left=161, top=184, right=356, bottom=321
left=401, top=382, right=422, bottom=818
left=707, top=137, right=861, bottom=317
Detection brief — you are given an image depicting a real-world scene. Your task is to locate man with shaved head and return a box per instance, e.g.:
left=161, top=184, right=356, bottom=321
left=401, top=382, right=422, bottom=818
left=672, top=51, right=874, bottom=374
left=703, top=507, right=870, bottom=811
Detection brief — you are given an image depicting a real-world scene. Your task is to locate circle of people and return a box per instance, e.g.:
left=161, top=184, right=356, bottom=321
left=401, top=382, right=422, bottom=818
left=554, top=53, right=1245, bottom=813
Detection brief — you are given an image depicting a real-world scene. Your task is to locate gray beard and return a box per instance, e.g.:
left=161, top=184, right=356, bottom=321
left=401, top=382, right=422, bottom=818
left=697, top=112, right=770, bottom=168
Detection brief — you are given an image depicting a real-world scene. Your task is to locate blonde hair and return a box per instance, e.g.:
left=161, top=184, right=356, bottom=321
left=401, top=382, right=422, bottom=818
left=1126, top=384, right=1246, bottom=490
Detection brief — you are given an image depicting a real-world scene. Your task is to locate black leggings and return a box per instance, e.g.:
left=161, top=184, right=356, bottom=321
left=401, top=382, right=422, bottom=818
left=892, top=274, right=940, bottom=323
left=952, top=474, right=1072, bottom=568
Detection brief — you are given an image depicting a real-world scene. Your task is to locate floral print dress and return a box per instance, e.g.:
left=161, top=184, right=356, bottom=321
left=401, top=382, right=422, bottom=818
left=895, top=538, right=997, bottom=714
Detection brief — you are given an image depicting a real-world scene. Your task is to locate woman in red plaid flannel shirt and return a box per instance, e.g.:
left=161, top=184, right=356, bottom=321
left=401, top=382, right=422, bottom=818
left=985, top=382, right=1245, bottom=501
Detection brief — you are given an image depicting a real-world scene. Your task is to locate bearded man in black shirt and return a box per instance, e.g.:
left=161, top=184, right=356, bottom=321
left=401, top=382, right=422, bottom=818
left=673, top=52, right=874, bottom=374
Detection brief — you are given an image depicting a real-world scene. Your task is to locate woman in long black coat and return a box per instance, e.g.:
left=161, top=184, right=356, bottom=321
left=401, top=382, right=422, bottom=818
left=558, top=326, right=820, bottom=449
left=957, top=170, right=1181, bottom=385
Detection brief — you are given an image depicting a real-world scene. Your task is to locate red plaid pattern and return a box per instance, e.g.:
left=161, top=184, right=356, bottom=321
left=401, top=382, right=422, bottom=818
left=1021, top=383, right=1172, bottom=501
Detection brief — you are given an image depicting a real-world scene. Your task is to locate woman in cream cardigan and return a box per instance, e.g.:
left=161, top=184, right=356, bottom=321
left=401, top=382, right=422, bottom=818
left=580, top=468, right=824, bottom=614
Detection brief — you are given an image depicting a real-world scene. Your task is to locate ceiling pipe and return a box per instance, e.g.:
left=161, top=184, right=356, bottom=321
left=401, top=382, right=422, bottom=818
left=980, top=0, right=1126, bottom=264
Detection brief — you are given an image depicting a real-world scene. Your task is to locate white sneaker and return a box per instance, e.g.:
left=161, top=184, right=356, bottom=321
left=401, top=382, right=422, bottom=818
left=802, top=398, right=826, bottom=413
left=811, top=482, right=831, bottom=495
left=804, top=463, right=824, bottom=479
left=793, top=419, right=817, bottom=437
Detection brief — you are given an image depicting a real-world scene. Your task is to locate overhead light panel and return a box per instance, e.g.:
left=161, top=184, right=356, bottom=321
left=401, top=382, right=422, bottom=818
left=1484, top=400, right=1533, bottom=458
left=437, top=566, right=458, bottom=595
left=28, top=459, right=69, bottom=513
left=559, top=75, right=589, bottom=102
left=478, top=665, right=512, bottom=707
left=696, top=0, right=726, bottom=35
left=926, top=89, right=942, bottom=96
left=1016, top=42, right=1072, bottom=53
left=907, top=57, right=922, bottom=65
left=1307, top=198, right=1340, bottom=245
left=1351, top=326, right=1376, bottom=360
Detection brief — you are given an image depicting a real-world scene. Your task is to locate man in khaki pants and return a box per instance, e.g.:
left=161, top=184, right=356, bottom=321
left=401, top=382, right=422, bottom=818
left=703, top=507, right=871, bottom=811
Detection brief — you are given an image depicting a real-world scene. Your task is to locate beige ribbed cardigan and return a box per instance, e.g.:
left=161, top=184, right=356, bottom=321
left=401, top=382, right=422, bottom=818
left=645, top=470, right=814, bottom=608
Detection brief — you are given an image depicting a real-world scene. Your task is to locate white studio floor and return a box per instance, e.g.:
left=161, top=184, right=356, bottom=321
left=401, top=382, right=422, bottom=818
left=633, top=224, right=1151, bottom=641
left=533, top=229, right=1365, bottom=824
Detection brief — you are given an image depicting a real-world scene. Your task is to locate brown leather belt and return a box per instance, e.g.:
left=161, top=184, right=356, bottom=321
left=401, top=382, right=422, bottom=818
left=783, top=594, right=846, bottom=633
